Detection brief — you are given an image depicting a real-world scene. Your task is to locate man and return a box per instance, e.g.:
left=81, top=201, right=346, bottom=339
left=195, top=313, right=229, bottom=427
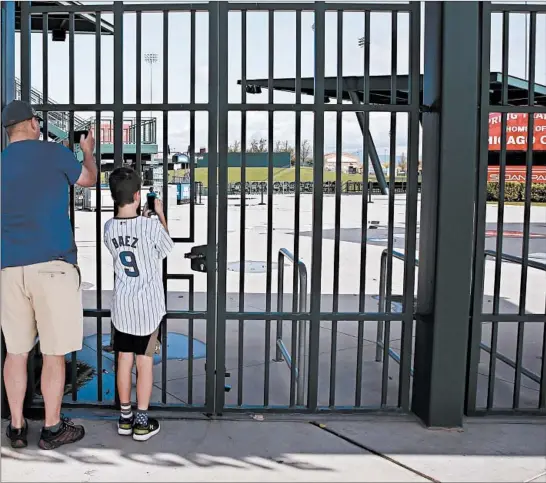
left=1, top=100, right=97, bottom=450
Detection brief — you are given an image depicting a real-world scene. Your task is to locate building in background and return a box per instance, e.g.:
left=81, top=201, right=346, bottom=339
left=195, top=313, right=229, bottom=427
left=324, top=152, right=362, bottom=173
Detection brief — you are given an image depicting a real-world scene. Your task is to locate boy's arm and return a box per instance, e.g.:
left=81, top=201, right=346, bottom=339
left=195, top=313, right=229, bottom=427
left=153, top=219, right=174, bottom=260
left=155, top=198, right=169, bottom=234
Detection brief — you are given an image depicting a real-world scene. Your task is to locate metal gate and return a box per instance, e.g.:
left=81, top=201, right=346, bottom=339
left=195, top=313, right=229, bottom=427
left=466, top=2, right=546, bottom=416
left=6, top=0, right=421, bottom=416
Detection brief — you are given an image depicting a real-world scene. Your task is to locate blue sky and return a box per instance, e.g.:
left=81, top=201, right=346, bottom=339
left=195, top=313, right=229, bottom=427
left=13, top=2, right=546, bottom=158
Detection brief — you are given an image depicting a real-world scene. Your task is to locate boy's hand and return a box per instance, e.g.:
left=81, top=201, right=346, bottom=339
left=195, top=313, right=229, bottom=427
left=143, top=203, right=152, bottom=218
left=155, top=198, right=165, bottom=219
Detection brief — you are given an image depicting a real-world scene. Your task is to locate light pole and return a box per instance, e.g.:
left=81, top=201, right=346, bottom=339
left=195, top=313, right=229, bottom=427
left=144, top=53, right=158, bottom=120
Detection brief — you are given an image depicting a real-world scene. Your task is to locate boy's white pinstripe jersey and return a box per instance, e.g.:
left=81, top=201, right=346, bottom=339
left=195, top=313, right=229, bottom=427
left=103, top=216, right=174, bottom=336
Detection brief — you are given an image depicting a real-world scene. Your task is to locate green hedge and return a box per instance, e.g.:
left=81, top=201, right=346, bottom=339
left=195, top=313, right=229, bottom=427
left=487, top=182, right=546, bottom=203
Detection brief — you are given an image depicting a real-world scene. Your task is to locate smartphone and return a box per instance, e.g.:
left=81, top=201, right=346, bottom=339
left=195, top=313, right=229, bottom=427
left=147, top=191, right=157, bottom=214
left=73, top=130, right=88, bottom=144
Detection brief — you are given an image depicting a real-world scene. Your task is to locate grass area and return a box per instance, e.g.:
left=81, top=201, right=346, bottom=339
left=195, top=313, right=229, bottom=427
left=100, top=167, right=412, bottom=186
left=178, top=167, right=413, bottom=186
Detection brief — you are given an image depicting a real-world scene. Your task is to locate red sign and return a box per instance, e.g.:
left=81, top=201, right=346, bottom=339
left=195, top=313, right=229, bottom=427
left=487, top=166, right=546, bottom=184
left=489, top=113, right=546, bottom=151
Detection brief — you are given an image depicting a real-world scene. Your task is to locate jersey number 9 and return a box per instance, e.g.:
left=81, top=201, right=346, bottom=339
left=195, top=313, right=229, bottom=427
left=119, top=251, right=140, bottom=277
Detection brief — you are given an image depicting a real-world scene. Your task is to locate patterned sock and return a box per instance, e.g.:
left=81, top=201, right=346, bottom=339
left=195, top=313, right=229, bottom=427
left=120, top=403, right=133, bottom=420
left=135, top=411, right=148, bottom=427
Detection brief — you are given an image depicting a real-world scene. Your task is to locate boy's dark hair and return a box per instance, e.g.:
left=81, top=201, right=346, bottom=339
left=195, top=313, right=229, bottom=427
left=109, top=167, right=141, bottom=207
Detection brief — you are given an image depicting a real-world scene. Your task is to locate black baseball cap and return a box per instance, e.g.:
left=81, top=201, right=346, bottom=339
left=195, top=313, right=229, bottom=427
left=1, top=100, right=36, bottom=128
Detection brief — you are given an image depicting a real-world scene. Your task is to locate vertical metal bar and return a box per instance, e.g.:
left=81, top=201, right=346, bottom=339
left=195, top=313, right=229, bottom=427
left=95, top=11, right=103, bottom=402
left=297, top=264, right=308, bottom=405
left=307, top=1, right=326, bottom=411
left=136, top=11, right=142, bottom=176
left=514, top=11, right=536, bottom=410
left=161, top=10, right=169, bottom=404
left=290, top=9, right=302, bottom=408
left=188, top=8, right=196, bottom=407
left=399, top=1, right=421, bottom=411
left=68, top=11, right=78, bottom=402
left=205, top=1, right=219, bottom=415
left=356, top=9, right=370, bottom=405
left=188, top=275, right=194, bottom=405
left=488, top=11, right=509, bottom=410
left=277, top=252, right=285, bottom=360
left=113, top=1, right=123, bottom=172
left=330, top=9, right=343, bottom=408
left=466, top=0, right=491, bottom=415
left=189, top=10, right=196, bottom=240
left=540, top=306, right=546, bottom=409
left=238, top=9, right=247, bottom=406
left=20, top=1, right=30, bottom=102
left=381, top=11, right=398, bottom=408
left=42, top=13, right=49, bottom=141
left=215, top=1, right=228, bottom=412
left=263, top=8, right=275, bottom=408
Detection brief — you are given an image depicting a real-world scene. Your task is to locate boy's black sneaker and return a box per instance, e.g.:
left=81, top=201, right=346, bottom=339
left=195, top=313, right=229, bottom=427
left=132, top=417, right=160, bottom=442
left=6, top=420, right=28, bottom=448
left=38, top=417, right=85, bottom=450
left=118, top=415, right=134, bottom=436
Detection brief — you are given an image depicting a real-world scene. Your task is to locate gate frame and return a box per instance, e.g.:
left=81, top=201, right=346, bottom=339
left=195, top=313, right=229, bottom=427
left=8, top=0, right=221, bottom=416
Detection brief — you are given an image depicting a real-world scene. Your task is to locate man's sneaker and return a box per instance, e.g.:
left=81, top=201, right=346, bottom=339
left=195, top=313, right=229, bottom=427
left=132, top=417, right=160, bottom=442
left=38, top=417, right=85, bottom=450
left=6, top=420, right=28, bottom=448
left=117, top=415, right=134, bottom=436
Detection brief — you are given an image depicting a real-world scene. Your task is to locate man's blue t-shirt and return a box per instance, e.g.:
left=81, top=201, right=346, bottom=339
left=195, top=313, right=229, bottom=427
left=1, top=140, right=82, bottom=269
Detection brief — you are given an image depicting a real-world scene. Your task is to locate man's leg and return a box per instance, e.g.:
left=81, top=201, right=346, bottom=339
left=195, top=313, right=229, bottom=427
left=41, top=355, right=66, bottom=427
left=26, top=261, right=85, bottom=450
left=3, top=352, right=29, bottom=429
left=1, top=266, right=36, bottom=447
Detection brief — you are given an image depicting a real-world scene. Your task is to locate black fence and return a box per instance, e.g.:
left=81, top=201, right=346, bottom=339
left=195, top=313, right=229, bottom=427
left=1, top=1, right=545, bottom=425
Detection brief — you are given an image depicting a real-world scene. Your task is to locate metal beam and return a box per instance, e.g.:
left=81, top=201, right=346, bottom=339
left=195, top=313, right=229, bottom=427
left=348, top=90, right=388, bottom=195
left=412, top=1, right=482, bottom=428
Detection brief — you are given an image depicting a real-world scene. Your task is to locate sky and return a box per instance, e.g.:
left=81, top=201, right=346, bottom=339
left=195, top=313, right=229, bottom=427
left=12, top=1, right=546, bottom=160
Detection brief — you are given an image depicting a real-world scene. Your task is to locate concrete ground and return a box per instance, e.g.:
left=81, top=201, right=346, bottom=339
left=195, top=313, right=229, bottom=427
left=65, top=193, right=545, bottom=410
left=1, top=415, right=545, bottom=482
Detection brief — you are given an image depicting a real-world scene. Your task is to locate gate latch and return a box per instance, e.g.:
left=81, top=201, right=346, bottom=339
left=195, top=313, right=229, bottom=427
left=184, top=244, right=208, bottom=273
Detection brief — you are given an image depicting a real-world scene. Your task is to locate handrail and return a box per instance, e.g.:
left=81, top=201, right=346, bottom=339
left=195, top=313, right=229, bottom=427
left=376, top=247, right=544, bottom=385
left=484, top=249, right=546, bottom=272
left=276, top=248, right=308, bottom=406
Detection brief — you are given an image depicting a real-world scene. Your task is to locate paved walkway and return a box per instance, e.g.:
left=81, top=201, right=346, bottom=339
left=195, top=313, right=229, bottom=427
left=2, top=414, right=545, bottom=482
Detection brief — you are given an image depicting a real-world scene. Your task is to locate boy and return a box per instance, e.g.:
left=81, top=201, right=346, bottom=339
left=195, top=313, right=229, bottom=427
left=103, top=167, right=174, bottom=441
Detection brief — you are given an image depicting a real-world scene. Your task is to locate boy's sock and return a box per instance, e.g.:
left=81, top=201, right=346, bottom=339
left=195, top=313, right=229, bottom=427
left=135, top=410, right=149, bottom=427
left=120, top=403, right=133, bottom=420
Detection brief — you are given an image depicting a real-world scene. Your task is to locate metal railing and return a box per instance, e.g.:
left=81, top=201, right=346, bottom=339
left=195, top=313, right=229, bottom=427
left=375, top=248, right=546, bottom=386
left=274, top=248, right=308, bottom=406
left=376, top=250, right=417, bottom=372
left=479, top=250, right=546, bottom=388
left=15, top=77, right=90, bottom=134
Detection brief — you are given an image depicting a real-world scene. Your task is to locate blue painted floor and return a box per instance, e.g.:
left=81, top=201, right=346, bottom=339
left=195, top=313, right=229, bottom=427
left=64, top=332, right=207, bottom=402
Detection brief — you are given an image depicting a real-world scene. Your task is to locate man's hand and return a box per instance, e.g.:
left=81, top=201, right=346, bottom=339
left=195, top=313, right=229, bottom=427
left=79, top=129, right=95, bottom=155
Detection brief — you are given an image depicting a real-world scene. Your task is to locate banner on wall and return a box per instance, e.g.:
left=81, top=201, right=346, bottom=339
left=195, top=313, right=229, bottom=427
left=488, top=113, right=546, bottom=151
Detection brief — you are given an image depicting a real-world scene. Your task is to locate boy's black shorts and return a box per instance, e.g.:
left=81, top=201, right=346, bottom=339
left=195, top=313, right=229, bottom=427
left=113, top=326, right=161, bottom=356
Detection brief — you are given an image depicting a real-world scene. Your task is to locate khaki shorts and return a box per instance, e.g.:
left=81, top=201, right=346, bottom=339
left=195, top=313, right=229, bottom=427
left=1, top=260, right=83, bottom=356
